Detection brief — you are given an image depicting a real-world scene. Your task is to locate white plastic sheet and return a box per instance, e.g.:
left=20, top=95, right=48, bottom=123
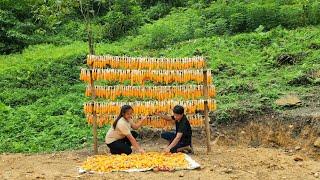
left=78, top=154, right=200, bottom=173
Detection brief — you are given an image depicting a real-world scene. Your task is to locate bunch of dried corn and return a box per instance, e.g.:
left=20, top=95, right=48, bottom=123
left=87, top=55, right=205, bottom=70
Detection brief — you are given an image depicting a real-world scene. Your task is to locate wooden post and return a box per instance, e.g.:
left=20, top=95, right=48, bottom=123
left=89, top=68, right=98, bottom=155
left=87, top=19, right=95, bottom=55
left=203, top=58, right=211, bottom=153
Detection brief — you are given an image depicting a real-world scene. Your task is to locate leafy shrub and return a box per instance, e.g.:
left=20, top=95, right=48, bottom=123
left=145, top=2, right=171, bottom=20
left=206, top=18, right=229, bottom=35
left=203, top=1, right=320, bottom=35
left=101, top=1, right=145, bottom=41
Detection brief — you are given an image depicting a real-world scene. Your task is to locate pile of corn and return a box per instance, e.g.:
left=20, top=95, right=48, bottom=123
left=81, top=152, right=189, bottom=172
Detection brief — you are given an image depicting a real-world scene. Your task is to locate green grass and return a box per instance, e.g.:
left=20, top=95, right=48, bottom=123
left=0, top=8, right=320, bottom=153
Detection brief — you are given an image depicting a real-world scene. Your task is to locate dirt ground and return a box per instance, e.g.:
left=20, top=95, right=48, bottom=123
left=1, top=138, right=319, bottom=180
left=1, top=101, right=320, bottom=180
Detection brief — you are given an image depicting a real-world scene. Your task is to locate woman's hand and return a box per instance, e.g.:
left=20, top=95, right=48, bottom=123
left=163, top=147, right=170, bottom=153
left=138, top=116, right=147, bottom=128
left=155, top=113, right=174, bottom=121
left=140, top=116, right=147, bottom=121
left=138, top=148, right=145, bottom=153
left=131, top=116, right=147, bottom=130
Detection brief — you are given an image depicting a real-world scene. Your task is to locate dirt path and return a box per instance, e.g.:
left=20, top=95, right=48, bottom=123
left=1, top=140, right=319, bottom=180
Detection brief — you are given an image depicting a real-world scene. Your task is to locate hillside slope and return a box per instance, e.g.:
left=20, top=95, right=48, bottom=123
left=0, top=7, right=319, bottom=153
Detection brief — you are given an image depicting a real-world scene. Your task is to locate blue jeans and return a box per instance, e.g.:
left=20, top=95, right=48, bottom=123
left=161, top=132, right=191, bottom=153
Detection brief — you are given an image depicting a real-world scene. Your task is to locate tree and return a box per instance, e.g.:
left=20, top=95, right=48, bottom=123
left=77, top=0, right=100, bottom=55
left=0, top=0, right=36, bottom=54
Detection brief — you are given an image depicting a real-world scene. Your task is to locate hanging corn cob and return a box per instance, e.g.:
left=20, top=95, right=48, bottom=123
left=81, top=54, right=217, bottom=135
left=85, top=85, right=216, bottom=100
left=83, top=99, right=216, bottom=116
left=85, top=114, right=204, bottom=128
left=80, top=68, right=213, bottom=84
left=87, top=55, right=206, bottom=70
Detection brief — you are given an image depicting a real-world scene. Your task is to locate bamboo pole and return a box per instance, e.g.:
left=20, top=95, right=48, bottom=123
left=87, top=16, right=97, bottom=154
left=89, top=68, right=98, bottom=155
left=203, top=58, right=211, bottom=153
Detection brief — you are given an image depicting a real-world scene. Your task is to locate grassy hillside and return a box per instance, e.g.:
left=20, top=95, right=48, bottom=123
left=0, top=4, right=320, bottom=153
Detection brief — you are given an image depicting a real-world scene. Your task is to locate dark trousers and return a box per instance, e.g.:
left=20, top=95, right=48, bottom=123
left=161, top=131, right=191, bottom=153
left=107, top=131, right=138, bottom=155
